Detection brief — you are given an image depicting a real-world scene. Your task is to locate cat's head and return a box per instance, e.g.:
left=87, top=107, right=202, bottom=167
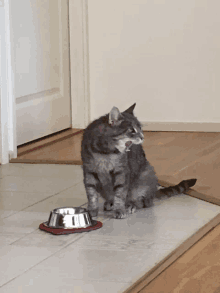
left=105, top=103, right=144, bottom=153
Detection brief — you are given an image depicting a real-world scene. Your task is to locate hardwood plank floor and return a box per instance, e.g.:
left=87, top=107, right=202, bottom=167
left=143, top=132, right=220, bottom=178
left=11, top=131, right=220, bottom=204
left=142, top=132, right=220, bottom=206
left=11, top=130, right=83, bottom=165
left=140, top=223, right=220, bottom=293
left=17, top=128, right=83, bottom=157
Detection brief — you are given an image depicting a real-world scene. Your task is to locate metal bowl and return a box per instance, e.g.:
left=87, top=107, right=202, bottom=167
left=45, top=207, right=93, bottom=229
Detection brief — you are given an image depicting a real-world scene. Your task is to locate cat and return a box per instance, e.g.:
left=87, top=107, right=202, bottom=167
left=81, top=103, right=197, bottom=219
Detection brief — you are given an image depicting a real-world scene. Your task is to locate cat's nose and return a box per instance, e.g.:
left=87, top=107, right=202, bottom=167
left=140, top=132, right=144, bottom=139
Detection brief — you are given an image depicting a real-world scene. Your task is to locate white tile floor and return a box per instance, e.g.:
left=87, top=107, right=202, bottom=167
left=0, top=163, right=220, bottom=293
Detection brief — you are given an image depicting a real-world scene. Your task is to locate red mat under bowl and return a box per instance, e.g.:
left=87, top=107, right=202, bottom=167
left=39, top=220, right=103, bottom=235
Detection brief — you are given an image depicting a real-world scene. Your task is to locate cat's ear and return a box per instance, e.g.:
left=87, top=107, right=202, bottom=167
left=109, top=107, right=122, bottom=126
left=123, top=103, right=136, bottom=115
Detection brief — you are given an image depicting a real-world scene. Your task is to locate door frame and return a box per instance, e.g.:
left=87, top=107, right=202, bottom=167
left=69, top=0, right=90, bottom=129
left=0, top=0, right=17, bottom=164
left=0, top=0, right=90, bottom=164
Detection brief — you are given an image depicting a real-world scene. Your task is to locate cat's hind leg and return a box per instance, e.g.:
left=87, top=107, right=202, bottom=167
left=126, top=187, right=146, bottom=213
left=126, top=185, right=156, bottom=213
left=127, top=169, right=158, bottom=213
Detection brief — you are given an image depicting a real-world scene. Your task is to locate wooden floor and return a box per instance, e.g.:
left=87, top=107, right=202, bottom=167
left=13, top=128, right=83, bottom=164
left=10, top=129, right=220, bottom=292
left=124, top=214, right=220, bottom=293
left=140, top=222, right=220, bottom=293
left=11, top=130, right=220, bottom=205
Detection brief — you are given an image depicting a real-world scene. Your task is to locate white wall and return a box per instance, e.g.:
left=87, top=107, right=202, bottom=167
left=88, top=0, right=220, bottom=124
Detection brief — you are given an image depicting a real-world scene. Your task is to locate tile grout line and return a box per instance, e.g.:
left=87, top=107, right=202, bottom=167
left=2, top=181, right=84, bottom=220
left=0, top=216, right=111, bottom=289
left=9, top=227, right=44, bottom=246
left=0, top=185, right=81, bottom=195
left=1, top=197, right=218, bottom=289
left=0, top=233, right=86, bottom=289
left=0, top=164, right=83, bottom=180
left=9, top=200, right=91, bottom=245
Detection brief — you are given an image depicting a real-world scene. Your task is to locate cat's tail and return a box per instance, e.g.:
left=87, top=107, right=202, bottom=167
left=156, top=178, right=197, bottom=198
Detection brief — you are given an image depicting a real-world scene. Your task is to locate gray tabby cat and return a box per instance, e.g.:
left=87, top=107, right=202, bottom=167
left=81, top=103, right=197, bottom=219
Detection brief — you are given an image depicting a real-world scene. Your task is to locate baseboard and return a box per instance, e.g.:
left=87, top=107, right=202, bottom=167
left=141, top=122, right=220, bottom=132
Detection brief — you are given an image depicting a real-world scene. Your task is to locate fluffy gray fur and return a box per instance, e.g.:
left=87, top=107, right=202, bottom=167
left=81, top=103, right=197, bottom=219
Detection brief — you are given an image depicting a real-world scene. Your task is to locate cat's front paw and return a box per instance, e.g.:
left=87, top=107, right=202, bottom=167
left=88, top=208, right=98, bottom=218
left=114, top=209, right=127, bottom=219
left=104, top=200, right=114, bottom=211
left=126, top=202, right=137, bottom=214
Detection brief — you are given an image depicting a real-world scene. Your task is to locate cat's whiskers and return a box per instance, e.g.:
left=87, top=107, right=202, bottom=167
left=82, top=103, right=197, bottom=219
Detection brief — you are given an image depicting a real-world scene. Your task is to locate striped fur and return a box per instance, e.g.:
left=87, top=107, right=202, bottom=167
left=81, top=104, right=197, bottom=219
left=156, top=179, right=197, bottom=198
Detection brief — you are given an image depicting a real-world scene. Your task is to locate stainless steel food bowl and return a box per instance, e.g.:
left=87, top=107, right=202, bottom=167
left=45, top=207, right=93, bottom=229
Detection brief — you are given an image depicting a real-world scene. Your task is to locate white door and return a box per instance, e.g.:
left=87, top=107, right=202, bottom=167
left=11, top=0, right=71, bottom=146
